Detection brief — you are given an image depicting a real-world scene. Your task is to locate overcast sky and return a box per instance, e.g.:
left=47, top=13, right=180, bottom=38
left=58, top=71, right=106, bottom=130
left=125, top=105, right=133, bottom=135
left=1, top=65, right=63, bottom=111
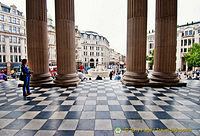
left=1, top=0, right=200, bottom=55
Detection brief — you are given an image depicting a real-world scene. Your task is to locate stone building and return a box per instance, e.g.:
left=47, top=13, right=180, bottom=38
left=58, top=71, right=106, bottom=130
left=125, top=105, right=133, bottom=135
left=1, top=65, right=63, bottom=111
left=0, top=3, right=26, bottom=72
left=75, top=26, right=110, bottom=68
left=146, top=21, right=200, bottom=71
left=47, top=13, right=56, bottom=65
left=176, top=21, right=200, bottom=71
left=26, top=0, right=184, bottom=87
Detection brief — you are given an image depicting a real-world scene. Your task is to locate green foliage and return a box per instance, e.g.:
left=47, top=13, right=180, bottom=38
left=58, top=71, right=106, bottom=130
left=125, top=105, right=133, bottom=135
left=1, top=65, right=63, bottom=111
left=146, top=50, right=154, bottom=67
left=184, top=43, right=200, bottom=68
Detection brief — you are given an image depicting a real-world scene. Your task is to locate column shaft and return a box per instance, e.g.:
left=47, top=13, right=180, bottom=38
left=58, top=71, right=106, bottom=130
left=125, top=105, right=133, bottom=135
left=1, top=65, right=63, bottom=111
left=26, top=0, right=52, bottom=84
left=151, top=0, right=179, bottom=83
left=122, top=0, right=149, bottom=85
left=54, top=0, right=80, bottom=86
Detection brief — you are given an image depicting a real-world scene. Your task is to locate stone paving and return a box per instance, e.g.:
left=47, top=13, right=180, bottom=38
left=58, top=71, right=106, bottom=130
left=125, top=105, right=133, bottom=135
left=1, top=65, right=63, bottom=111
left=0, top=79, right=199, bottom=136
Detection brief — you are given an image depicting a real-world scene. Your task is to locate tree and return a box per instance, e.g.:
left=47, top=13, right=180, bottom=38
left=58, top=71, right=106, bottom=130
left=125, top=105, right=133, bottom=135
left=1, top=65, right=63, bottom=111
left=146, top=50, right=154, bottom=68
left=184, top=43, right=200, bottom=69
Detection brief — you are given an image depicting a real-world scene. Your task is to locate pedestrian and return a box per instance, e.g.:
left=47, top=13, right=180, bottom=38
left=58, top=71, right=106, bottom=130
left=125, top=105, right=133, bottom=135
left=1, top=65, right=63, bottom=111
left=21, top=59, right=32, bottom=97
left=109, top=71, right=113, bottom=80
left=96, top=75, right=103, bottom=80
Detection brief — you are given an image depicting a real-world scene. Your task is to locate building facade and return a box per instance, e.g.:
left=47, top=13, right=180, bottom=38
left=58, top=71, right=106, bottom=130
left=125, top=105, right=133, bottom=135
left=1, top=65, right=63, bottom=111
left=47, top=14, right=56, bottom=65
left=0, top=3, right=26, bottom=72
left=146, top=21, right=200, bottom=71
left=176, top=21, right=200, bottom=71
left=75, top=26, right=110, bottom=68
left=146, top=32, right=155, bottom=69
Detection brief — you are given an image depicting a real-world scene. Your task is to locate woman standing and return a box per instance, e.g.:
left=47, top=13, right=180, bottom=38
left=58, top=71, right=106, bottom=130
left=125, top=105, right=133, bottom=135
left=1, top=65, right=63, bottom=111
left=21, top=59, right=32, bottom=96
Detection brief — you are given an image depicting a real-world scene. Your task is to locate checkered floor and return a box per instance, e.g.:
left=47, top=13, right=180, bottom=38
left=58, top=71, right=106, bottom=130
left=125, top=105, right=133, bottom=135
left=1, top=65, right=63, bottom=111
left=0, top=80, right=200, bottom=136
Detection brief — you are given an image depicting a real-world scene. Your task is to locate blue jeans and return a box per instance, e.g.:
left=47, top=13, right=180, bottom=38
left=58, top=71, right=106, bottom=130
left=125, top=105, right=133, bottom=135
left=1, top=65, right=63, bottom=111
left=23, top=76, right=30, bottom=94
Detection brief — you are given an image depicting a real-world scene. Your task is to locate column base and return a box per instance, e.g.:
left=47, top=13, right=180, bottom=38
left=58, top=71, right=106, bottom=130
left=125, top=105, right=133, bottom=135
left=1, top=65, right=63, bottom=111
left=30, top=73, right=52, bottom=84
left=54, top=73, right=81, bottom=87
left=121, top=71, right=149, bottom=85
left=151, top=72, right=179, bottom=83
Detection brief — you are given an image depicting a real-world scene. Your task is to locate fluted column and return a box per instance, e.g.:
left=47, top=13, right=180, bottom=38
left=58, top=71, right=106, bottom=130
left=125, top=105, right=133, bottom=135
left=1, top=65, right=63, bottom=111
left=26, top=0, right=52, bottom=84
left=54, top=0, right=80, bottom=86
left=122, top=0, right=149, bottom=85
left=151, top=0, right=179, bottom=83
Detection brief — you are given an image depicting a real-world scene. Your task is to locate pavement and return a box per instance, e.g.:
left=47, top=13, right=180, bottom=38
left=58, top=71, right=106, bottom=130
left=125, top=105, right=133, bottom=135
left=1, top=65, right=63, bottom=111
left=0, top=79, right=199, bottom=136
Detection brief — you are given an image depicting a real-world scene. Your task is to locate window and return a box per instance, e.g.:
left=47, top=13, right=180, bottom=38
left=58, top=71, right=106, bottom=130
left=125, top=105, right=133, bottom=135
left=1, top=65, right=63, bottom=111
left=184, top=39, right=187, bottom=46
left=14, top=46, right=17, bottom=53
left=10, top=55, right=13, bottom=62
left=0, top=55, right=1, bottom=62
left=96, top=47, right=100, bottom=50
left=17, top=19, right=20, bottom=24
left=12, top=9, right=16, bottom=14
left=9, top=36, right=12, bottom=43
left=90, top=52, right=94, bottom=56
left=84, top=52, right=87, bottom=56
left=13, top=18, right=16, bottom=24
left=181, top=40, right=183, bottom=46
left=181, top=48, right=183, bottom=52
left=1, top=15, right=4, bottom=21
left=17, top=28, right=20, bottom=34
left=13, top=27, right=16, bottom=33
left=192, top=38, right=195, bottom=44
left=198, top=30, right=200, bottom=34
left=96, top=52, right=100, bottom=56
left=83, top=46, right=87, bottom=50
left=149, top=43, right=153, bottom=49
left=13, top=37, right=17, bottom=43
left=90, top=46, right=94, bottom=50
left=19, top=56, right=21, bottom=62
left=85, top=58, right=87, bottom=62
left=9, top=17, right=12, bottom=23
left=18, top=38, right=21, bottom=44
left=2, top=6, right=10, bottom=13
left=189, top=30, right=193, bottom=35
left=10, top=46, right=12, bottom=53
left=3, top=55, right=6, bottom=62
left=1, top=35, right=5, bottom=42
left=101, top=48, right=103, bottom=51
left=9, top=26, right=12, bottom=32
left=2, top=45, right=5, bottom=52
left=14, top=55, right=18, bottom=62
left=0, top=45, right=1, bottom=52
left=182, top=33, right=184, bottom=36
left=184, top=48, right=187, bottom=52
left=18, top=47, right=21, bottom=53
left=185, top=31, right=188, bottom=36
left=1, top=24, right=4, bottom=31
left=101, top=53, right=103, bottom=56
left=188, top=39, right=191, bottom=45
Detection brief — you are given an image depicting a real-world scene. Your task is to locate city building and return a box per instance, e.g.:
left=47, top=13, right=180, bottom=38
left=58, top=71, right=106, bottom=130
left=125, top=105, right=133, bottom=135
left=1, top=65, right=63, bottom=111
left=146, top=31, right=155, bottom=70
left=75, top=26, right=110, bottom=68
left=176, top=21, right=200, bottom=71
left=146, top=21, right=200, bottom=71
left=0, top=3, right=26, bottom=72
left=47, top=13, right=56, bottom=65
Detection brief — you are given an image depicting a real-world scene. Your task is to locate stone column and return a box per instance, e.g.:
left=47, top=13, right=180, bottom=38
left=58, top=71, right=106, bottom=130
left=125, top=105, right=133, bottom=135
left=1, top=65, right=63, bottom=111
left=151, top=0, right=179, bottom=83
left=54, top=0, right=80, bottom=86
left=122, top=0, right=149, bottom=85
left=26, top=0, right=52, bottom=84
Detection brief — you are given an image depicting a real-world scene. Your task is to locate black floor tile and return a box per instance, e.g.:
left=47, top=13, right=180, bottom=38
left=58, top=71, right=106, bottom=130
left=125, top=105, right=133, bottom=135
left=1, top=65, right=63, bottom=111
left=145, top=120, right=167, bottom=129
left=124, top=111, right=142, bottom=119
left=65, top=111, right=82, bottom=119
left=54, top=130, right=75, bottom=136
left=112, top=119, right=130, bottom=130
left=153, top=111, right=173, bottom=119
left=34, top=111, right=54, bottom=119
left=96, top=111, right=110, bottom=119
left=41, top=119, right=62, bottom=130
left=77, top=119, right=95, bottom=130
